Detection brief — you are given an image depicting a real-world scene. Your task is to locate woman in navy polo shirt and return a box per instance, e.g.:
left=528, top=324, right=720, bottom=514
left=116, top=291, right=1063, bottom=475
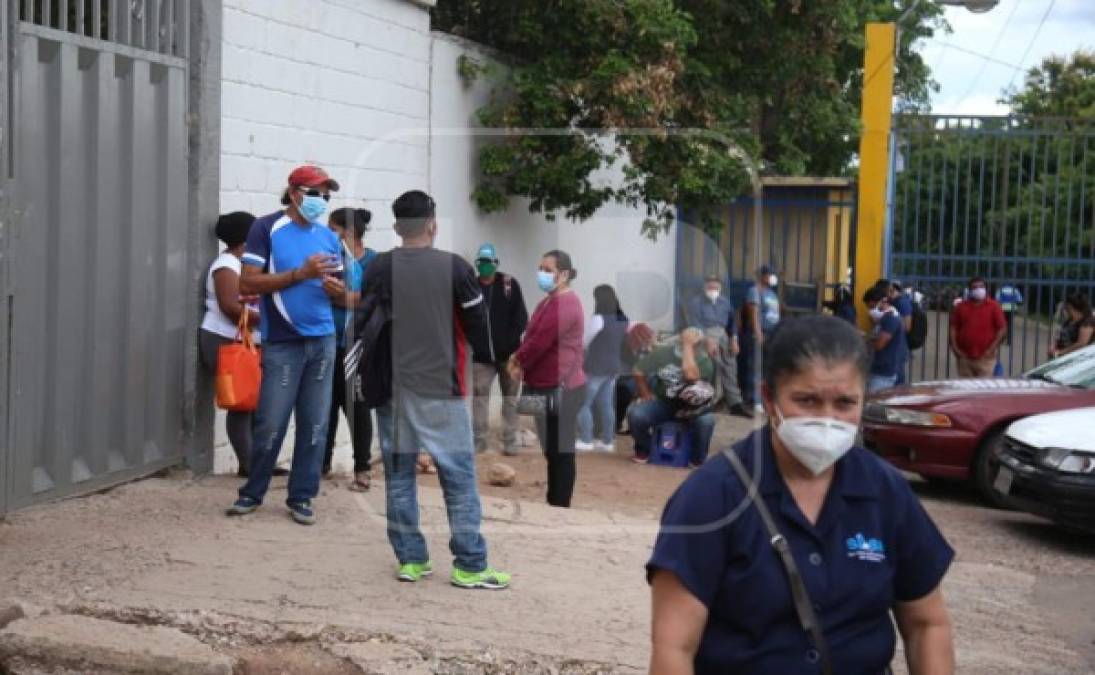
left=648, top=315, right=954, bottom=674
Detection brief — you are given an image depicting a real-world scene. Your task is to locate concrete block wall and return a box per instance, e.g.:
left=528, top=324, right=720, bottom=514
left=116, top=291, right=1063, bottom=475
left=218, top=2, right=676, bottom=322
left=220, top=0, right=432, bottom=249
left=428, top=34, right=677, bottom=329
left=214, top=0, right=436, bottom=470
left=213, top=2, right=676, bottom=470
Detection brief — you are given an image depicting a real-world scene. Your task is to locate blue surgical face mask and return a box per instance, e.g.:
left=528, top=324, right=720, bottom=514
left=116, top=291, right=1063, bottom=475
left=537, top=270, right=557, bottom=293
left=298, top=194, right=328, bottom=223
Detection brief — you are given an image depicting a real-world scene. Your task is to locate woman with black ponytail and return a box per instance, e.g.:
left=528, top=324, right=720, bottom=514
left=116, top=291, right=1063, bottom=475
left=322, top=207, right=379, bottom=490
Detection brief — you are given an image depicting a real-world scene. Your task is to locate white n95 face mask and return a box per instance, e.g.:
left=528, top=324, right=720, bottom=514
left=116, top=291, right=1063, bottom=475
left=773, top=406, right=858, bottom=475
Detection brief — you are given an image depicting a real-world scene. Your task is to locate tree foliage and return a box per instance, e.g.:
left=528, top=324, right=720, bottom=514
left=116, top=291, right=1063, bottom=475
left=432, top=0, right=943, bottom=235
left=892, top=52, right=1095, bottom=306
left=1007, top=51, right=1095, bottom=119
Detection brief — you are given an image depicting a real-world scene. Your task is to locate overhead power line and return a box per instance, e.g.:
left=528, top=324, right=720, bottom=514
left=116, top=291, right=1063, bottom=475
left=956, top=0, right=1021, bottom=104
left=1007, top=0, right=1057, bottom=91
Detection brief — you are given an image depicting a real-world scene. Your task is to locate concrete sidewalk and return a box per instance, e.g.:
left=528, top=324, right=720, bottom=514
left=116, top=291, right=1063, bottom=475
left=0, top=471, right=656, bottom=672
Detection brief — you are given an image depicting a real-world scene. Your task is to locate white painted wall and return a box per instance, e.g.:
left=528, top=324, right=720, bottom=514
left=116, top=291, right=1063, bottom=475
left=213, top=4, right=676, bottom=471
left=218, top=3, right=676, bottom=324
left=219, top=0, right=432, bottom=256
left=215, top=0, right=437, bottom=471
left=428, top=34, right=677, bottom=329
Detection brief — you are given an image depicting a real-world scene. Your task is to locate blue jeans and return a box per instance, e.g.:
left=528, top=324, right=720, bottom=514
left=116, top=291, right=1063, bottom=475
left=375, top=390, right=488, bottom=572
left=577, top=374, right=616, bottom=444
left=628, top=399, right=716, bottom=464
left=240, top=335, right=335, bottom=506
left=868, top=373, right=898, bottom=394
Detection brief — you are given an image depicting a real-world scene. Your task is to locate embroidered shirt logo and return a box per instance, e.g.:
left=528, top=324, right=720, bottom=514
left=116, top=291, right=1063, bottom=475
left=846, top=533, right=886, bottom=563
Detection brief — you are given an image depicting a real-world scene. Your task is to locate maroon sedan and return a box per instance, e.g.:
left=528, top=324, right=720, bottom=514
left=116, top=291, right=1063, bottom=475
left=863, top=344, right=1095, bottom=506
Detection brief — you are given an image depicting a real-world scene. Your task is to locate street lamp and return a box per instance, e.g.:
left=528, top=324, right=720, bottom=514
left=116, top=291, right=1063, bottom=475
left=938, top=0, right=999, bottom=13
left=900, top=0, right=1001, bottom=23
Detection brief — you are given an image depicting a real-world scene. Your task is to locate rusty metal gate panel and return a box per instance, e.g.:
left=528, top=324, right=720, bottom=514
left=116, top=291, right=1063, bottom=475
left=4, top=0, right=193, bottom=511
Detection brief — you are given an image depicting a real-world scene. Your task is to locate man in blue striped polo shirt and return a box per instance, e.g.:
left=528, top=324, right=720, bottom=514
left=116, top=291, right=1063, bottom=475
left=227, top=165, right=341, bottom=525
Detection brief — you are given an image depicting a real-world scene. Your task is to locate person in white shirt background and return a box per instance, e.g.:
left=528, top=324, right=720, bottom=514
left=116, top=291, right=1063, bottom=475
left=576, top=285, right=630, bottom=452
left=198, top=212, right=266, bottom=477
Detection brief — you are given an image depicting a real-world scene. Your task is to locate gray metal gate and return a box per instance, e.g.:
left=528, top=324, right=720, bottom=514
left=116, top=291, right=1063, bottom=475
left=889, top=115, right=1095, bottom=382
left=2, top=0, right=198, bottom=512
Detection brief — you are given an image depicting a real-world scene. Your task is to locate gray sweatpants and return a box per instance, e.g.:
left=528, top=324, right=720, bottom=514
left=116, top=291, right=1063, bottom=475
left=471, top=361, right=520, bottom=452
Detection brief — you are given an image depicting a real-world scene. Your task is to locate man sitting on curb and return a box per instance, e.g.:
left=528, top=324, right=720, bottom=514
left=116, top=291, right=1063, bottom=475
left=628, top=328, right=717, bottom=469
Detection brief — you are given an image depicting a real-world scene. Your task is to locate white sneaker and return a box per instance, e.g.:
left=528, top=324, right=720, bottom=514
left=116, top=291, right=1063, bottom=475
left=574, top=440, right=595, bottom=452
left=593, top=441, right=615, bottom=453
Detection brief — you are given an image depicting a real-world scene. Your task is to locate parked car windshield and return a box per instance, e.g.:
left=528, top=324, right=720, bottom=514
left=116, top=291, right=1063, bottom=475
left=1024, top=344, right=1095, bottom=389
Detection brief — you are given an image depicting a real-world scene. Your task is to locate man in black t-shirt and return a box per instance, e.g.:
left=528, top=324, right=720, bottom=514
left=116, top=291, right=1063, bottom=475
left=362, top=191, right=510, bottom=590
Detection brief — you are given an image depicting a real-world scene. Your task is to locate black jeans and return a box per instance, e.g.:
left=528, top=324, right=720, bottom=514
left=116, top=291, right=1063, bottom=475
left=615, top=375, right=636, bottom=433
left=324, top=345, right=374, bottom=473
left=198, top=329, right=252, bottom=473
left=534, top=385, right=586, bottom=508
left=737, top=332, right=761, bottom=407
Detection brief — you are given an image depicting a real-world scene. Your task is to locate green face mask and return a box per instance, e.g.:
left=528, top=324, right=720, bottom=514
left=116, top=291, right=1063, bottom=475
left=476, top=261, right=497, bottom=277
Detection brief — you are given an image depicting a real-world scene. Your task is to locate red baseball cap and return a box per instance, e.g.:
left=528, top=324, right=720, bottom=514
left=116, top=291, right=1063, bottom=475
left=287, top=165, right=340, bottom=191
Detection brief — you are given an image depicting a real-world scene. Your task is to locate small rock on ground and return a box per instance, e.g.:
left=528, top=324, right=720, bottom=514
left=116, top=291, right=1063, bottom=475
left=0, top=604, right=26, bottom=631
left=487, top=463, right=517, bottom=487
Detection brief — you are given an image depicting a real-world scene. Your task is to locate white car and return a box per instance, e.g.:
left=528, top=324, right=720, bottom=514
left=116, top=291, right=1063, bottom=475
left=992, top=406, right=1095, bottom=533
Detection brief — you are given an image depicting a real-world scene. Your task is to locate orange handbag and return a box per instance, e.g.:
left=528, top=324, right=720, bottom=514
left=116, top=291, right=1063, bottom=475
left=215, top=309, right=262, bottom=412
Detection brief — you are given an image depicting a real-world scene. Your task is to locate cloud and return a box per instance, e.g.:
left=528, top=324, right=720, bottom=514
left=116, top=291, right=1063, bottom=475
left=920, top=0, right=1094, bottom=115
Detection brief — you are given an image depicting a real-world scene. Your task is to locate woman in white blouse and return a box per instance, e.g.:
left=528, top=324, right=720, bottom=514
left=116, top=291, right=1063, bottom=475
left=199, top=212, right=263, bottom=477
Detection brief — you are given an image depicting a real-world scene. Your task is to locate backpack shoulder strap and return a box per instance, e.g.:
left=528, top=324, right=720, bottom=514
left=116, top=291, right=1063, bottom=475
left=721, top=448, right=834, bottom=675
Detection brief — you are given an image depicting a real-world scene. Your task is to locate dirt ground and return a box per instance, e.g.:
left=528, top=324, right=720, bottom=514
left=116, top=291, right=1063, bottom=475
left=2, top=411, right=1094, bottom=673
left=415, top=415, right=757, bottom=518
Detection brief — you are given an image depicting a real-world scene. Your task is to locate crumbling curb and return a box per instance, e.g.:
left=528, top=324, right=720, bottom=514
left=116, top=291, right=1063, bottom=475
left=0, top=615, right=236, bottom=675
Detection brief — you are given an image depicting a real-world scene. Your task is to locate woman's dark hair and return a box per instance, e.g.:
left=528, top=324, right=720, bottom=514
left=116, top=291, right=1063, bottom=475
left=329, top=207, right=372, bottom=238
left=214, top=211, right=255, bottom=246
left=1065, top=292, right=1091, bottom=318
left=593, top=284, right=627, bottom=319
left=763, top=315, right=870, bottom=395
left=543, top=249, right=577, bottom=281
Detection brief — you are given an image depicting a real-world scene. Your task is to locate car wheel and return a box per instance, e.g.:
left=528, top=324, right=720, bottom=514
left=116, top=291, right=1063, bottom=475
left=972, top=429, right=1012, bottom=509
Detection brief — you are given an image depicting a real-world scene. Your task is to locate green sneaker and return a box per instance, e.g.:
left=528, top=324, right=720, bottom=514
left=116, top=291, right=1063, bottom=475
left=397, top=561, right=433, bottom=583
left=450, top=567, right=512, bottom=590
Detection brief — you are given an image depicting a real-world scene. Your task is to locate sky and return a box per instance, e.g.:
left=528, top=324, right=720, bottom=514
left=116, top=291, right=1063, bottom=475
left=917, top=0, right=1095, bottom=115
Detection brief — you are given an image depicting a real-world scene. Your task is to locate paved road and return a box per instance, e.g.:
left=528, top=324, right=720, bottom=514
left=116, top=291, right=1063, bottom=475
left=911, top=310, right=1059, bottom=382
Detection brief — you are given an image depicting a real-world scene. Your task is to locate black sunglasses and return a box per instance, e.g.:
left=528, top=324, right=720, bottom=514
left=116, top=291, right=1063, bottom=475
left=297, top=187, right=332, bottom=201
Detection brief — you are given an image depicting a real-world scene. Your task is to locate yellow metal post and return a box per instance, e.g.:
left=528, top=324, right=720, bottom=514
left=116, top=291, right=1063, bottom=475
left=854, top=22, right=897, bottom=332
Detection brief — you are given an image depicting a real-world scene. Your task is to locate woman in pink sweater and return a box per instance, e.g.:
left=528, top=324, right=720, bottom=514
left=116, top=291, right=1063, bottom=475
left=508, top=250, right=586, bottom=507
